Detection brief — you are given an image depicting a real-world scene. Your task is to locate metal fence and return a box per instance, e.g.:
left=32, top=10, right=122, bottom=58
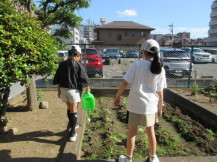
left=75, top=44, right=216, bottom=88
left=34, top=44, right=217, bottom=89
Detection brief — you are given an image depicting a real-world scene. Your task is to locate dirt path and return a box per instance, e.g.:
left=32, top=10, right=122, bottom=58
left=0, top=90, right=68, bottom=162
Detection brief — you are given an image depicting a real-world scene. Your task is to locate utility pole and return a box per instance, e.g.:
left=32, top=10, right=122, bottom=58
left=169, top=23, right=174, bottom=46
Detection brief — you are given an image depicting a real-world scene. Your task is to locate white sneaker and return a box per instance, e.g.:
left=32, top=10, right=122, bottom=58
left=150, top=155, right=159, bottom=162
left=69, top=132, right=77, bottom=142
left=119, top=155, right=132, bottom=162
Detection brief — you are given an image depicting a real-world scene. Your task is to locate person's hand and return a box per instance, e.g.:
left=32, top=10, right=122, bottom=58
left=114, top=96, right=120, bottom=106
left=157, top=103, right=164, bottom=118
left=86, top=86, right=90, bottom=92
left=157, top=108, right=162, bottom=118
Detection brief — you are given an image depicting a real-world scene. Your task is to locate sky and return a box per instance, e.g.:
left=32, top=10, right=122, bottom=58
left=34, top=0, right=214, bottom=39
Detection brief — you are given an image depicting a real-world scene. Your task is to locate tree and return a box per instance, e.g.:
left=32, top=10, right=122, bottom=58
left=0, top=0, right=59, bottom=126
left=19, top=0, right=91, bottom=39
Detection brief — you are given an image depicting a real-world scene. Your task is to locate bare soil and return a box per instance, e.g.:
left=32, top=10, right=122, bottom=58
left=81, top=92, right=217, bottom=160
left=0, top=90, right=68, bottom=162
left=0, top=88, right=216, bottom=161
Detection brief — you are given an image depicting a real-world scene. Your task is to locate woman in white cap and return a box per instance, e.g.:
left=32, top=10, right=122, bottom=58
left=114, top=39, right=167, bottom=162
left=53, top=45, right=90, bottom=142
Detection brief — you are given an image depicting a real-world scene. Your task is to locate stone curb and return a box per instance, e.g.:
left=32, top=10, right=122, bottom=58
left=164, top=89, right=217, bottom=131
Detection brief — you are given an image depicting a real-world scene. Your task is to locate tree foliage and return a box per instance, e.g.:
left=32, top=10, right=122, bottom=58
left=0, top=0, right=59, bottom=119
left=19, top=0, right=91, bottom=39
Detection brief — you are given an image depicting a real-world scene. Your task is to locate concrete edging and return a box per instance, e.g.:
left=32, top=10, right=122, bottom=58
left=164, top=89, right=217, bottom=131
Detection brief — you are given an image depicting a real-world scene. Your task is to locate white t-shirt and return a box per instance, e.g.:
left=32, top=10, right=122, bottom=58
left=124, top=60, right=167, bottom=115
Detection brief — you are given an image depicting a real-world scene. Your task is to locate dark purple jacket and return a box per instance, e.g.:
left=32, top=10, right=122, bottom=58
left=53, top=59, right=89, bottom=90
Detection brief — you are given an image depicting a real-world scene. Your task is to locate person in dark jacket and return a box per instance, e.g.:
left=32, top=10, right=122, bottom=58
left=53, top=45, right=90, bottom=142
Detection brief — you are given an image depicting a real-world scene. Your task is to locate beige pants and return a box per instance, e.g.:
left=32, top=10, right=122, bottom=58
left=128, top=111, right=157, bottom=127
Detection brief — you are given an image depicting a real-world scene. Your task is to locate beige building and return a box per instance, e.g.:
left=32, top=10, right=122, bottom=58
left=93, top=21, right=155, bottom=45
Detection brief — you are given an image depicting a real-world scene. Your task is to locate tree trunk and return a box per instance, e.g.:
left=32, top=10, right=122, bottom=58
left=0, top=86, right=10, bottom=133
left=0, top=86, right=10, bottom=118
left=26, top=75, right=38, bottom=111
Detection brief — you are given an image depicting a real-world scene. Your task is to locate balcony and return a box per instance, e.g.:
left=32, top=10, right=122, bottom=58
left=208, top=28, right=217, bottom=34
left=211, top=2, right=217, bottom=9
left=207, top=37, right=217, bottom=43
left=210, top=11, right=217, bottom=17
left=209, top=19, right=217, bottom=26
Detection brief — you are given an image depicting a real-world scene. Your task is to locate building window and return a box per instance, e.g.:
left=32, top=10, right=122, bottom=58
left=125, top=31, right=128, bottom=36
left=141, top=31, right=146, bottom=37
left=109, top=33, right=112, bottom=37
left=117, top=34, right=122, bottom=41
left=131, top=32, right=135, bottom=37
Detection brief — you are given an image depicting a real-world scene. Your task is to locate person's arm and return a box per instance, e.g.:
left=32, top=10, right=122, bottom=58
left=157, top=91, right=164, bottom=118
left=114, top=80, right=128, bottom=106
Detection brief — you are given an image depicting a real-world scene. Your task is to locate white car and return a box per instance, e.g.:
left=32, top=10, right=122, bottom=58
left=203, top=48, right=217, bottom=63
left=57, top=50, right=68, bottom=61
left=181, top=48, right=211, bottom=63
left=160, top=48, right=192, bottom=76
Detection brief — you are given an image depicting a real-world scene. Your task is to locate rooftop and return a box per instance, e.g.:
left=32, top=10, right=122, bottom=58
left=96, top=21, right=155, bottom=30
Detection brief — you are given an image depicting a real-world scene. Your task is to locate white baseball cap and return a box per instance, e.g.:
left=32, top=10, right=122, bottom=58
left=71, top=45, right=81, bottom=54
left=141, top=39, right=160, bottom=55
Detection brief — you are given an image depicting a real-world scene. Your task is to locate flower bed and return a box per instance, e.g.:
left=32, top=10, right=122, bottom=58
left=81, top=96, right=217, bottom=160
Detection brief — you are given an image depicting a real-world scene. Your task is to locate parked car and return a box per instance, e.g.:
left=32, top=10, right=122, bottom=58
left=181, top=48, right=212, bottom=63
left=81, top=48, right=103, bottom=78
left=126, top=50, right=139, bottom=58
left=57, top=51, right=68, bottom=61
left=203, top=48, right=217, bottom=63
left=119, top=50, right=126, bottom=58
left=160, top=48, right=192, bottom=76
left=103, top=48, right=121, bottom=64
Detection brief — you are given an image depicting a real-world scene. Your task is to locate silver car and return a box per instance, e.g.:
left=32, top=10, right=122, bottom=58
left=160, top=48, right=192, bottom=76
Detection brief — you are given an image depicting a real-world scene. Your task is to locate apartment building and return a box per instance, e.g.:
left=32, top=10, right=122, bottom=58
left=79, top=24, right=97, bottom=44
left=93, top=21, right=155, bottom=45
left=207, top=0, right=217, bottom=45
left=50, top=24, right=80, bottom=44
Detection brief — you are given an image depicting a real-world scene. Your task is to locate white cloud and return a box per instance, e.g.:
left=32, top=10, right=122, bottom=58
left=152, top=26, right=209, bottom=38
left=116, top=9, right=137, bottom=17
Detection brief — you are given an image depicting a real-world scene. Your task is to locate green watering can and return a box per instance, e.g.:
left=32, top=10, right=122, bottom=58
left=82, top=91, right=95, bottom=122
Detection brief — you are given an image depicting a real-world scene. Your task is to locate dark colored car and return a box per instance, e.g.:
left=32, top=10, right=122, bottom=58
left=103, top=48, right=121, bottom=65
left=126, top=50, right=139, bottom=58
left=82, top=48, right=103, bottom=78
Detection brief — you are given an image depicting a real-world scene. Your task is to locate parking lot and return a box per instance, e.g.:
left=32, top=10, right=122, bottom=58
left=100, top=59, right=217, bottom=79
left=193, top=63, right=217, bottom=78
